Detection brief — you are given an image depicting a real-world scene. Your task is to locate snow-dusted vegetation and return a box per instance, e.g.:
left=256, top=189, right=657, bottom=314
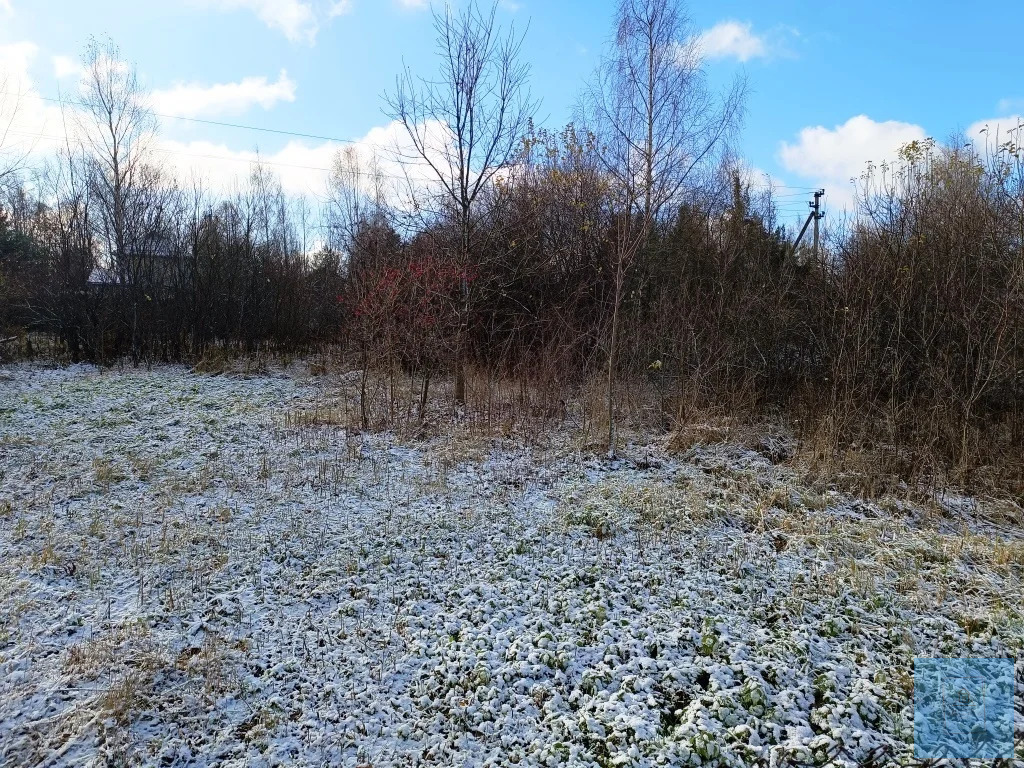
left=1, top=364, right=1021, bottom=766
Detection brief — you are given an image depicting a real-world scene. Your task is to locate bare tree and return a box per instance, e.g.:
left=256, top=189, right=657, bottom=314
left=328, top=147, right=407, bottom=425
left=76, top=37, right=168, bottom=361
left=586, top=0, right=744, bottom=455
left=326, top=146, right=389, bottom=255
left=33, top=149, right=99, bottom=362
left=387, top=0, right=536, bottom=404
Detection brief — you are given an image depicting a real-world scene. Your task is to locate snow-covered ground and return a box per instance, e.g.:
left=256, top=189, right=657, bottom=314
left=0, top=364, right=1020, bottom=767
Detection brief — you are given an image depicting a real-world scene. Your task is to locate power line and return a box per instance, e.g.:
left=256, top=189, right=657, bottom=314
left=4, top=128, right=430, bottom=182
left=6, top=128, right=332, bottom=173
left=2, top=89, right=376, bottom=148
left=2, top=94, right=453, bottom=185
left=6, top=96, right=829, bottom=207
left=9, top=90, right=828, bottom=194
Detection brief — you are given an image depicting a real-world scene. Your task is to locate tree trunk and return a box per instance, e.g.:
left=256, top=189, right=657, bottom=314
left=607, top=246, right=627, bottom=458
left=454, top=208, right=470, bottom=405
left=420, top=369, right=432, bottom=421
left=359, top=343, right=369, bottom=430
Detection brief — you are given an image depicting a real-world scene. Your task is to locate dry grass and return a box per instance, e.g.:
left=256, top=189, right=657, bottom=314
left=277, top=365, right=1023, bottom=516
left=193, top=346, right=271, bottom=377
left=92, top=457, right=124, bottom=491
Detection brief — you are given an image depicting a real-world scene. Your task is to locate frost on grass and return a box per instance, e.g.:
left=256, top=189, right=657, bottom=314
left=0, top=364, right=1021, bottom=766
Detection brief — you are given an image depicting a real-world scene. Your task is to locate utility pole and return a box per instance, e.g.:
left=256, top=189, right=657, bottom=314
left=791, top=189, right=825, bottom=262
left=812, top=189, right=823, bottom=261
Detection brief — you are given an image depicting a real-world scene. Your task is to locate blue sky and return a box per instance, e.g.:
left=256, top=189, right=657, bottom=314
left=2, top=0, right=1022, bottom=216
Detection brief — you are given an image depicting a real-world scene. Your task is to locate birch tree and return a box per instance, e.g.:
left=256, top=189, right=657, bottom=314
left=77, top=37, right=167, bottom=361
left=587, top=0, right=744, bottom=455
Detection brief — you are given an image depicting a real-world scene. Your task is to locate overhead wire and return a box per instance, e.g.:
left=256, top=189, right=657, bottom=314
left=4, top=91, right=827, bottom=200
left=3, top=127, right=427, bottom=182
left=2, top=89, right=380, bottom=148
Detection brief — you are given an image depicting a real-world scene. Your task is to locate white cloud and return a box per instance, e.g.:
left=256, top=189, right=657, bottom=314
left=151, top=70, right=296, bottom=118
left=154, top=119, right=451, bottom=204
left=779, top=115, right=927, bottom=180
left=695, top=21, right=799, bottom=63
left=0, top=37, right=447, bottom=214
left=1, top=42, right=79, bottom=171
left=192, top=0, right=319, bottom=42
left=190, top=0, right=358, bottom=42
left=52, top=54, right=83, bottom=80
left=967, top=115, right=1024, bottom=154
left=778, top=115, right=927, bottom=211
left=0, top=0, right=14, bottom=18
left=0, top=44, right=329, bottom=199
left=697, top=21, right=766, bottom=62
left=739, top=165, right=781, bottom=194
left=0, top=41, right=37, bottom=78
left=328, top=0, right=352, bottom=17
left=155, top=138, right=333, bottom=196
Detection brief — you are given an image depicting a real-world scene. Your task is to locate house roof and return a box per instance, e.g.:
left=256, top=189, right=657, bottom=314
left=87, top=266, right=124, bottom=286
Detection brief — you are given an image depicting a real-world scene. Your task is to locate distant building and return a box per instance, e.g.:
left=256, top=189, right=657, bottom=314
left=87, top=232, right=182, bottom=292
left=87, top=265, right=124, bottom=287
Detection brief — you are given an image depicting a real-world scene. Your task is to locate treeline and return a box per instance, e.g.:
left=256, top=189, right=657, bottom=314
left=334, top=133, right=1024, bottom=488
left=1, top=2, right=1023, bottom=490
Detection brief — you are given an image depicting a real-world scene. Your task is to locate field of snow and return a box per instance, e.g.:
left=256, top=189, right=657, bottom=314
left=0, top=363, right=1021, bottom=767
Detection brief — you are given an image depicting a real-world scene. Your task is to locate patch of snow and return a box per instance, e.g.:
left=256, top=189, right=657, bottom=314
left=0, top=365, right=1020, bottom=766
